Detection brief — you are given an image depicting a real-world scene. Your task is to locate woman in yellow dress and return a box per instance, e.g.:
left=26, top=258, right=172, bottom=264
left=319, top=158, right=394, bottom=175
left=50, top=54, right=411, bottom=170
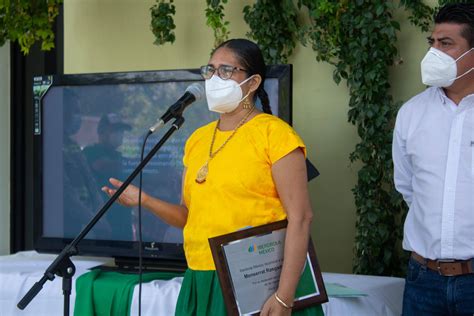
left=103, top=38, right=323, bottom=316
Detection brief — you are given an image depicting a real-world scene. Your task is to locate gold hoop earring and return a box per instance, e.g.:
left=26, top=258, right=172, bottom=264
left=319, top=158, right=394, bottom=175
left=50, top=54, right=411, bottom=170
left=243, top=97, right=251, bottom=109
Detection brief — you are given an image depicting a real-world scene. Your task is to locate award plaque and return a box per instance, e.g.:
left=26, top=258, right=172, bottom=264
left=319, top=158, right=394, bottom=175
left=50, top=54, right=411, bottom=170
left=208, top=220, right=328, bottom=315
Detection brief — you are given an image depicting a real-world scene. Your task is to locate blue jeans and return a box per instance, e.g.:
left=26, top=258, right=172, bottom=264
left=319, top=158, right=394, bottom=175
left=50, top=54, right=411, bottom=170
left=402, top=257, right=474, bottom=316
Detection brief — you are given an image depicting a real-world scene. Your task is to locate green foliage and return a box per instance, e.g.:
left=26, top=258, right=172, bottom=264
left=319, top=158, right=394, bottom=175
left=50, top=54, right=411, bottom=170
left=298, top=0, right=410, bottom=276
left=297, top=0, right=346, bottom=67
left=150, top=0, right=176, bottom=46
left=0, top=0, right=62, bottom=55
left=399, top=0, right=434, bottom=33
left=243, top=0, right=299, bottom=64
left=205, top=0, right=230, bottom=49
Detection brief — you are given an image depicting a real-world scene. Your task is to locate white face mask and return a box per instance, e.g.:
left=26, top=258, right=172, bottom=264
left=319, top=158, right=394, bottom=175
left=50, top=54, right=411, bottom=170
left=205, top=75, right=252, bottom=113
left=421, top=47, right=474, bottom=87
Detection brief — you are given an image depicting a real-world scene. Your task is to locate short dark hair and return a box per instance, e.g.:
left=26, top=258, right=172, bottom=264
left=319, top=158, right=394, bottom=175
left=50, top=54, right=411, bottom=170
left=435, top=3, right=474, bottom=47
left=213, top=38, right=272, bottom=114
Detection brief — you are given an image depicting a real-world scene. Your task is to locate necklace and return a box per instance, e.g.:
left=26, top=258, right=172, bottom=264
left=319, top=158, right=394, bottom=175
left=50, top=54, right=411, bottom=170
left=195, top=107, right=255, bottom=183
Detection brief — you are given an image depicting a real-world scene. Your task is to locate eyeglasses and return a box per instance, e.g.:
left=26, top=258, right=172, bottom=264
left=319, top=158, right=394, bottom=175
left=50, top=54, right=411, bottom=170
left=200, top=64, right=248, bottom=80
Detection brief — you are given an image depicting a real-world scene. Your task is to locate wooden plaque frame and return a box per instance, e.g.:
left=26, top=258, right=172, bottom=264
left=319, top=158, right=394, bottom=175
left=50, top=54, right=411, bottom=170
left=209, top=220, right=328, bottom=315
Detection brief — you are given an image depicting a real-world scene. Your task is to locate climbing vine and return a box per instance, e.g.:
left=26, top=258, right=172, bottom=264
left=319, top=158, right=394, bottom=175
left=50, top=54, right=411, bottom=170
left=400, top=0, right=434, bottom=33
left=150, top=0, right=176, bottom=46
left=205, top=0, right=230, bottom=48
left=0, top=0, right=62, bottom=54
left=243, top=0, right=299, bottom=64
left=295, top=0, right=442, bottom=276
left=301, top=0, right=410, bottom=275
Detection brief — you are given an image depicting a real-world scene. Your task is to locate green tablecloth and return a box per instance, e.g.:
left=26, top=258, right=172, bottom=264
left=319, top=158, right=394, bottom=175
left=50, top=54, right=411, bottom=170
left=74, top=269, right=183, bottom=316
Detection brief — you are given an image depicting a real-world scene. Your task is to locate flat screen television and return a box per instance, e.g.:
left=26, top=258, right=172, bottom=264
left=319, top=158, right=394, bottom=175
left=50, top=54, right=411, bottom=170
left=33, top=65, right=293, bottom=269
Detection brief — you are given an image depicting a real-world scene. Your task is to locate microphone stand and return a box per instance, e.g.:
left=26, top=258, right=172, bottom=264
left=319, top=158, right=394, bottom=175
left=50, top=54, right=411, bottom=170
left=17, top=116, right=186, bottom=316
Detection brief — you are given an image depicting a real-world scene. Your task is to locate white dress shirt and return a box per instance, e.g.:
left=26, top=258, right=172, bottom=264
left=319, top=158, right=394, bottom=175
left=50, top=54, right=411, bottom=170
left=393, top=87, right=474, bottom=260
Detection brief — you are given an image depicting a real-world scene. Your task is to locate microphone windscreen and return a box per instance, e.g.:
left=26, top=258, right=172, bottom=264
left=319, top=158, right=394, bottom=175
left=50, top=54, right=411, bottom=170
left=185, top=83, right=205, bottom=101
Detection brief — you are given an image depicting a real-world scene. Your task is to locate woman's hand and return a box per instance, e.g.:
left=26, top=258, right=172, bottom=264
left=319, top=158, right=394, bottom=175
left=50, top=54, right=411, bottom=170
left=260, top=294, right=292, bottom=316
left=101, top=178, right=149, bottom=208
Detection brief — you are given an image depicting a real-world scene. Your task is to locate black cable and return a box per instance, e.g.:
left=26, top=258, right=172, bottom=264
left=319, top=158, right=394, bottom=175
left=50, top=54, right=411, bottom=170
left=137, top=131, right=151, bottom=316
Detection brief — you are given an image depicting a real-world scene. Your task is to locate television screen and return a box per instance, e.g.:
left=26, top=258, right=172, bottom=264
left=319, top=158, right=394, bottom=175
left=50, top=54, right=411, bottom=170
left=33, top=66, right=292, bottom=268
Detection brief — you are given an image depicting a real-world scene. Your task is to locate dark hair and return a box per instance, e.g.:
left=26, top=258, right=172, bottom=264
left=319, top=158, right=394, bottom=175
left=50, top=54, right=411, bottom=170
left=214, top=38, right=272, bottom=114
left=435, top=3, right=474, bottom=47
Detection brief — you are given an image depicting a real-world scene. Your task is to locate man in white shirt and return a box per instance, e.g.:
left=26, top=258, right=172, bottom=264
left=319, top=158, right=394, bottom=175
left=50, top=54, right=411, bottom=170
left=393, top=3, right=474, bottom=316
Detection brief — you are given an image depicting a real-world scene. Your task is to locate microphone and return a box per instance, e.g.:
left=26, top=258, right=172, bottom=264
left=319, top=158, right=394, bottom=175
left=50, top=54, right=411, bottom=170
left=149, top=83, right=205, bottom=133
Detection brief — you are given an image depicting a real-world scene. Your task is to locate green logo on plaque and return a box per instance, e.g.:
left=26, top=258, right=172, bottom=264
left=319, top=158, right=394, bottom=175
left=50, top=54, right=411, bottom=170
left=257, top=240, right=282, bottom=255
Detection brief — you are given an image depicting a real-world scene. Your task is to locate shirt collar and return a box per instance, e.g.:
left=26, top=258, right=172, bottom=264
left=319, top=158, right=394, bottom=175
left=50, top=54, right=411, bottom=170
left=435, top=87, right=474, bottom=112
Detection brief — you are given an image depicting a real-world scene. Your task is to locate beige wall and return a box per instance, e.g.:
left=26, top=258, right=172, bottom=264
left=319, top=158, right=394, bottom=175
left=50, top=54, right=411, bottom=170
left=0, top=42, right=10, bottom=255
left=64, top=0, right=432, bottom=273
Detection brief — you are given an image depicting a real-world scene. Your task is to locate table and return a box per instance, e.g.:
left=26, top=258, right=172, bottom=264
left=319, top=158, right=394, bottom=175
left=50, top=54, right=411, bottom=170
left=0, top=251, right=405, bottom=316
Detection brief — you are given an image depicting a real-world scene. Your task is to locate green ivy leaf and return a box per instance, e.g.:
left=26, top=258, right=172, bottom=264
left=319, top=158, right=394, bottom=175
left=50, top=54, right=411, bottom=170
left=150, top=0, right=176, bottom=46
left=0, top=0, right=62, bottom=54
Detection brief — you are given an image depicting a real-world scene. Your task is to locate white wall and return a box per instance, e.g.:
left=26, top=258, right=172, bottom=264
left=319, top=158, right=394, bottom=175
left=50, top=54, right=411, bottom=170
left=0, top=42, right=10, bottom=255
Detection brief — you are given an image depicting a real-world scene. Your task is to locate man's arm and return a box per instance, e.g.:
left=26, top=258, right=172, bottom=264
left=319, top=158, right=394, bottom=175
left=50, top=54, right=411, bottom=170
left=392, top=115, right=413, bottom=207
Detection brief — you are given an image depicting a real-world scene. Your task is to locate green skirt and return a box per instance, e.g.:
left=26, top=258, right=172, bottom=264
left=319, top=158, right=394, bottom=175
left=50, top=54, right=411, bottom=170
left=175, top=269, right=324, bottom=316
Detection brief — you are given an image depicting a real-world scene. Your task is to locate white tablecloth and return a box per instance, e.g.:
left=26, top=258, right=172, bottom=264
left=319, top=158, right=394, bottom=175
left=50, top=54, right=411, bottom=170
left=0, top=251, right=405, bottom=316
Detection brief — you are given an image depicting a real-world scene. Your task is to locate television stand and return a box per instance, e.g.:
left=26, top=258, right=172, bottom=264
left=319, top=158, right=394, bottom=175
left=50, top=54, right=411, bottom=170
left=91, top=257, right=187, bottom=273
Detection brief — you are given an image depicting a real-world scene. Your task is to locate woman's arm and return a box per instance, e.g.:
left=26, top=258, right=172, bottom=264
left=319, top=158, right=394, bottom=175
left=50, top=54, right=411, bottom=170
left=261, top=148, right=313, bottom=315
left=102, top=169, right=189, bottom=228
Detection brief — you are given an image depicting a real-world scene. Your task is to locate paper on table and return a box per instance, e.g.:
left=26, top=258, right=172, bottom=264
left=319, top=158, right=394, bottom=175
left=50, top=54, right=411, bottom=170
left=324, top=283, right=368, bottom=298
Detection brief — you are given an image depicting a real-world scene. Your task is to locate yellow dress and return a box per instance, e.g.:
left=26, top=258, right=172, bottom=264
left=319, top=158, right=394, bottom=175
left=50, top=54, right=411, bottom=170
left=182, top=113, right=306, bottom=270
left=176, top=113, right=323, bottom=316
